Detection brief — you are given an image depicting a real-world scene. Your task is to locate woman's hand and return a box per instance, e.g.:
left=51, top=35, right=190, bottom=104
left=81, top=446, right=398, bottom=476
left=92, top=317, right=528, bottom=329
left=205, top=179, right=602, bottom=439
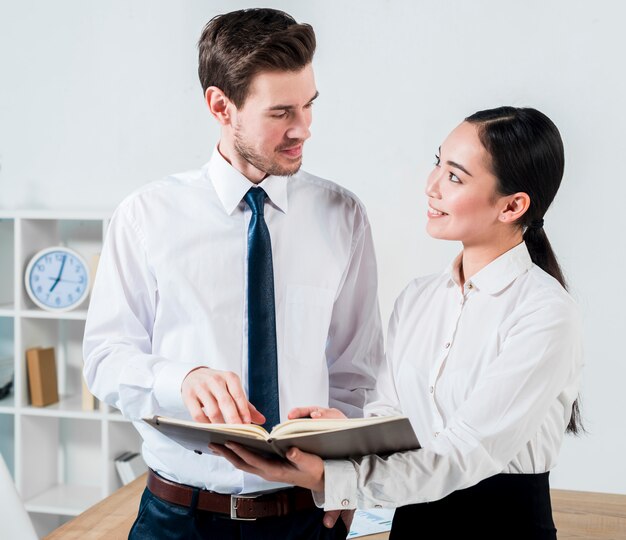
left=209, top=442, right=325, bottom=492
left=288, top=406, right=347, bottom=420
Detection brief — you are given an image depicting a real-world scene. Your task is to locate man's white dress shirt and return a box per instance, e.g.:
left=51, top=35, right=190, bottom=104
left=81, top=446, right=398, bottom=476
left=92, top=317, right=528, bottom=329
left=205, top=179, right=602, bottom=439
left=321, top=242, right=582, bottom=510
left=83, top=148, right=383, bottom=494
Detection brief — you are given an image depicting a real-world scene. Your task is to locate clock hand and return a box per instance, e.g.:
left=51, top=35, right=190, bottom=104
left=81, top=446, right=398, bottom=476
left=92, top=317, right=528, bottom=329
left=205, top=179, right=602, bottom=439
left=49, top=255, right=67, bottom=293
left=57, top=254, right=67, bottom=279
left=48, top=277, right=83, bottom=284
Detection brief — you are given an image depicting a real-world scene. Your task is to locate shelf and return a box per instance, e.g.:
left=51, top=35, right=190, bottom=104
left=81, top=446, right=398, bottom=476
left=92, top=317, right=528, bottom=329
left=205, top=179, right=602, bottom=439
left=0, top=209, right=110, bottom=221
left=0, top=303, right=15, bottom=316
left=21, top=394, right=103, bottom=419
left=24, top=484, right=102, bottom=516
left=107, top=408, right=132, bottom=422
left=19, top=309, right=88, bottom=320
left=0, top=210, right=113, bottom=537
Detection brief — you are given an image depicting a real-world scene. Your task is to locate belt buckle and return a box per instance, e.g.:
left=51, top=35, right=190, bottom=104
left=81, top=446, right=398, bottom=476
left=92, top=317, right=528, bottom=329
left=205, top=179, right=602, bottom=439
left=230, top=493, right=258, bottom=521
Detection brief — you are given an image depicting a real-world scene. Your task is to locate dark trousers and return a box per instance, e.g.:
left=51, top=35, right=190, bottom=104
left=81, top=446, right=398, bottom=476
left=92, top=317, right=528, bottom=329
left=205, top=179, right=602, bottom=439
left=390, top=472, right=557, bottom=540
left=128, top=487, right=348, bottom=540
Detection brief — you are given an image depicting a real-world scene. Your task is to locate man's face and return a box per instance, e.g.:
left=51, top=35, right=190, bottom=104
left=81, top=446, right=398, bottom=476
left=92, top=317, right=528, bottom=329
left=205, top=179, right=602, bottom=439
left=230, top=64, right=317, bottom=178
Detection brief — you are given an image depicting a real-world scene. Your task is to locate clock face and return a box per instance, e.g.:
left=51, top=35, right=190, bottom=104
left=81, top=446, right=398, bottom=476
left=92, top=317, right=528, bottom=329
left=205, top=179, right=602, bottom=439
left=25, top=248, right=90, bottom=311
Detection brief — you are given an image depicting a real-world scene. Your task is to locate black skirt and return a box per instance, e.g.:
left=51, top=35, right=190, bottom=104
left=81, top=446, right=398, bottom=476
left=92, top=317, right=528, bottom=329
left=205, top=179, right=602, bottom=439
left=390, top=472, right=556, bottom=540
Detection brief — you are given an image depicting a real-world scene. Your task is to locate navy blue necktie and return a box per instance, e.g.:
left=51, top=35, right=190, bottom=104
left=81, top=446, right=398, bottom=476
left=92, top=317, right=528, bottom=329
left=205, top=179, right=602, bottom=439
left=244, top=188, right=280, bottom=430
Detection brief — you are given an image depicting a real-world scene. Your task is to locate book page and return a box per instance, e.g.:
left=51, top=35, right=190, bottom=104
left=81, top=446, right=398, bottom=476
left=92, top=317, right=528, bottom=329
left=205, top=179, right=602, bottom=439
left=270, top=416, right=402, bottom=438
left=154, top=417, right=270, bottom=440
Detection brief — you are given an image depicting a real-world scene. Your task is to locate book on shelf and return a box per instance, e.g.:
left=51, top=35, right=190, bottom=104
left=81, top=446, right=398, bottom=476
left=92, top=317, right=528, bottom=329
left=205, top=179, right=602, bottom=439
left=25, top=347, right=59, bottom=407
left=81, top=375, right=98, bottom=411
left=114, top=451, right=148, bottom=485
left=89, top=253, right=100, bottom=293
left=144, top=415, right=420, bottom=460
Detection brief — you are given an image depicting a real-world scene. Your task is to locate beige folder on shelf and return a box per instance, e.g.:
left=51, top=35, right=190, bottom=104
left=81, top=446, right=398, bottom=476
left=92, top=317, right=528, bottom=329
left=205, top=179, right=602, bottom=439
left=82, top=375, right=98, bottom=411
left=25, top=346, right=59, bottom=407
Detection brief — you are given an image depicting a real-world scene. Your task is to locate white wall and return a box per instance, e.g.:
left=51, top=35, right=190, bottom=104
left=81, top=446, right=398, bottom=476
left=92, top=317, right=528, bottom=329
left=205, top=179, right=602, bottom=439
left=1, top=0, right=623, bottom=494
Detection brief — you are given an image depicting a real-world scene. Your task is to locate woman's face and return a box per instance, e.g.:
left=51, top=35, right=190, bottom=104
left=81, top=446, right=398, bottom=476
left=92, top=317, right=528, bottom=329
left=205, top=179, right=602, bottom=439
left=425, top=121, right=508, bottom=245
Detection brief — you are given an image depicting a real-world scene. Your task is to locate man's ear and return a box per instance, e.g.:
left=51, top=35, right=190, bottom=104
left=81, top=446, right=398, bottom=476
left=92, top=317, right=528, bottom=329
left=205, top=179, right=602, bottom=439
left=498, top=192, right=531, bottom=224
left=205, top=86, right=234, bottom=126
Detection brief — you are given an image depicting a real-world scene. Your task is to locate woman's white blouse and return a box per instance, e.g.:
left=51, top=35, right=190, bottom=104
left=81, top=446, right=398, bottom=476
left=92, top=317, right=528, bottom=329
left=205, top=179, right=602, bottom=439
left=321, top=242, right=583, bottom=510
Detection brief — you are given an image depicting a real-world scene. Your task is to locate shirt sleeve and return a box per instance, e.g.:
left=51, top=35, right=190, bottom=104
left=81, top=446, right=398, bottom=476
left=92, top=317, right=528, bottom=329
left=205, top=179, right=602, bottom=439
left=322, top=291, right=583, bottom=509
left=363, top=292, right=404, bottom=418
left=325, top=204, right=384, bottom=418
left=82, top=203, right=205, bottom=420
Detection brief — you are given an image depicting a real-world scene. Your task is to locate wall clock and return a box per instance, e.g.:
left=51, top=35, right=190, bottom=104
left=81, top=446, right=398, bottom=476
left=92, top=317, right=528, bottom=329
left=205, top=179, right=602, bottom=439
left=24, top=247, right=91, bottom=311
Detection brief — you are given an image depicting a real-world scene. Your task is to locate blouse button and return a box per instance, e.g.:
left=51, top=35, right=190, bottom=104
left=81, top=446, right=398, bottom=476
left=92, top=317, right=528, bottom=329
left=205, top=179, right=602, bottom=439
left=444, top=342, right=451, bottom=349
left=434, top=432, right=440, bottom=437
left=341, top=499, right=350, bottom=507
left=467, top=283, right=473, bottom=289
left=429, top=386, right=434, bottom=394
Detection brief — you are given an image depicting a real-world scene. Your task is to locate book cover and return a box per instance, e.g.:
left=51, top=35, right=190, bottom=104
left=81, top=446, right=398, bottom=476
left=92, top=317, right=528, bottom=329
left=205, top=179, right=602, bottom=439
left=81, top=375, right=98, bottom=411
left=144, top=415, right=420, bottom=460
left=114, top=451, right=147, bottom=485
left=25, top=347, right=59, bottom=407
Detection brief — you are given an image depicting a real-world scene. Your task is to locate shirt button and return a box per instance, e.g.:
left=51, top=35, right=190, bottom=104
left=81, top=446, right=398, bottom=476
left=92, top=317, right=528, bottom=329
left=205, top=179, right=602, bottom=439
left=434, top=432, right=440, bottom=437
left=429, top=386, right=434, bottom=394
left=467, top=283, right=473, bottom=289
left=341, top=499, right=350, bottom=507
left=444, top=342, right=451, bottom=349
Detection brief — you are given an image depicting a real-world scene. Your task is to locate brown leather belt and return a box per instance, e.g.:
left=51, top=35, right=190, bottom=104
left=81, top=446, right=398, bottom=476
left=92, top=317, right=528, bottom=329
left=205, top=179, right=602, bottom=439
left=147, top=469, right=316, bottom=520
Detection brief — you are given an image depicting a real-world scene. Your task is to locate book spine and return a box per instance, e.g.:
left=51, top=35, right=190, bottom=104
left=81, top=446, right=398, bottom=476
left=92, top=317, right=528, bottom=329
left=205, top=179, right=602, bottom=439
left=268, top=439, right=287, bottom=458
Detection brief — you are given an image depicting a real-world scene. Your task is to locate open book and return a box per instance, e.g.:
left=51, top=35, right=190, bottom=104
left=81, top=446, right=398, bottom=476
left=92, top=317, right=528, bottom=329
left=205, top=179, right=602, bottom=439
left=144, top=415, right=420, bottom=459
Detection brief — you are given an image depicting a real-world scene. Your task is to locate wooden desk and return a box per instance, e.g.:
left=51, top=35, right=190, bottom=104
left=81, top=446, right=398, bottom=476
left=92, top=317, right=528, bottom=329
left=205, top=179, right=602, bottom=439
left=44, top=475, right=387, bottom=540
left=46, top=474, right=626, bottom=540
left=46, top=475, right=148, bottom=540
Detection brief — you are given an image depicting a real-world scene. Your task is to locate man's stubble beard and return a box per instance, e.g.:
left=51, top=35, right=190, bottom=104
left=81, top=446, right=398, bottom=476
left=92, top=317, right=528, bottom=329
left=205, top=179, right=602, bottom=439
left=234, top=128, right=303, bottom=177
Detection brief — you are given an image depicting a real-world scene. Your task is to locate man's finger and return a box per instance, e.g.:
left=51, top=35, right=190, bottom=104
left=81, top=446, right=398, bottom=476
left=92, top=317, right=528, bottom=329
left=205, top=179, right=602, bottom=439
left=210, top=380, right=243, bottom=424
left=323, top=510, right=341, bottom=528
left=224, top=375, right=252, bottom=423
left=224, top=442, right=281, bottom=471
left=197, top=391, right=224, bottom=423
left=341, top=509, right=355, bottom=531
left=185, top=396, right=210, bottom=423
left=248, top=402, right=267, bottom=425
left=285, top=447, right=319, bottom=471
left=209, top=444, right=260, bottom=475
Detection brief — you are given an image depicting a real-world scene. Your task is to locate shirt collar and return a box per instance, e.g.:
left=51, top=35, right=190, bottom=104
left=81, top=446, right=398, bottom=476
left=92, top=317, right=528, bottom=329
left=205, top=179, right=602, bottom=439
left=445, top=241, right=534, bottom=295
left=207, top=146, right=289, bottom=216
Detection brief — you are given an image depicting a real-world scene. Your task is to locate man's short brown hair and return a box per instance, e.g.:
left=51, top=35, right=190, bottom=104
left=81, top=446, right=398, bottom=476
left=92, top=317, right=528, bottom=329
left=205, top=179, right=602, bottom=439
left=198, top=8, right=316, bottom=107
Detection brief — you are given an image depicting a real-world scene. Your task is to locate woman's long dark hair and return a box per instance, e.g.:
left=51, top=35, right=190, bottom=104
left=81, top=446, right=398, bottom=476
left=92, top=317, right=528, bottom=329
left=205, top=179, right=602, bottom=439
left=465, top=106, right=583, bottom=435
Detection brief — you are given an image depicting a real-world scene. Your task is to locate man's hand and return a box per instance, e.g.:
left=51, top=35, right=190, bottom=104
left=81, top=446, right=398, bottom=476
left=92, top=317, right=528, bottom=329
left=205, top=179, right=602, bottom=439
left=288, top=406, right=347, bottom=420
left=181, top=367, right=265, bottom=424
left=323, top=509, right=355, bottom=530
left=210, top=443, right=325, bottom=493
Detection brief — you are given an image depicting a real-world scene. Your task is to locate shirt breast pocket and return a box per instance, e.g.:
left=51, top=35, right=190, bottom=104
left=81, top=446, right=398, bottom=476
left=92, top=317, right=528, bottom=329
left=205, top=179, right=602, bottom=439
left=283, top=285, right=335, bottom=365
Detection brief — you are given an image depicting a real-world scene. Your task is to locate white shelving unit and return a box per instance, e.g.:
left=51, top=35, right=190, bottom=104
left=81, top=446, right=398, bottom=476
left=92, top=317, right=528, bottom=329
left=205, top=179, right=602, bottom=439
left=0, top=210, right=144, bottom=538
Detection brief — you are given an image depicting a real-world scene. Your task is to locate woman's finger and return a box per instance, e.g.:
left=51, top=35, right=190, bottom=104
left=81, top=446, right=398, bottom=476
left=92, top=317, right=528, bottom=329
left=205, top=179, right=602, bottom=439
left=287, top=406, right=319, bottom=419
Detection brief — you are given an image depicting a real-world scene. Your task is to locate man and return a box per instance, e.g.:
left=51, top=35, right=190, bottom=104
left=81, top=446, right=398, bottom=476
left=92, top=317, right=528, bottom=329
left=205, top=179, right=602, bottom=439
left=83, top=8, right=382, bottom=539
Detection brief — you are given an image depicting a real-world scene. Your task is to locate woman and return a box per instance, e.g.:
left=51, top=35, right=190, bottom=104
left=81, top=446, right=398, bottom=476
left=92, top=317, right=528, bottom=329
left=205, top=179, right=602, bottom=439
left=212, top=106, right=583, bottom=539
